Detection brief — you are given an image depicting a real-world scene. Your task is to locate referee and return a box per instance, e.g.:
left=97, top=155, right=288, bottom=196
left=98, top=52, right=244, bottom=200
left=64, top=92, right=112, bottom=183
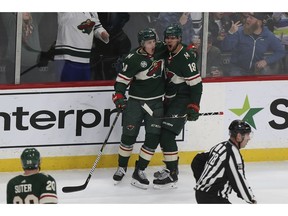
left=192, top=119, right=257, bottom=204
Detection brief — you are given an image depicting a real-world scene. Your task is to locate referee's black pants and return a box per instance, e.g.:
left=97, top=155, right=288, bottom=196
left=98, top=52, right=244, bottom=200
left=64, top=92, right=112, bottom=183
left=195, top=190, right=231, bottom=204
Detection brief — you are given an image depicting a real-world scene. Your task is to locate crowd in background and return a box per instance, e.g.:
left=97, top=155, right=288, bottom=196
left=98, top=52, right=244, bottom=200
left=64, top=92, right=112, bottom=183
left=0, top=12, right=287, bottom=84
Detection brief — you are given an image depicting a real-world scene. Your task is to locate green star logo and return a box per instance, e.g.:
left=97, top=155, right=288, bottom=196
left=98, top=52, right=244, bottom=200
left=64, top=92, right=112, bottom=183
left=229, top=95, right=264, bottom=129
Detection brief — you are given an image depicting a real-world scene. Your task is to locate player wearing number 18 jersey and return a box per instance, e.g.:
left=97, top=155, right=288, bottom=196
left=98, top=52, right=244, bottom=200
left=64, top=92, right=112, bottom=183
left=153, top=24, right=203, bottom=189
left=6, top=148, right=58, bottom=204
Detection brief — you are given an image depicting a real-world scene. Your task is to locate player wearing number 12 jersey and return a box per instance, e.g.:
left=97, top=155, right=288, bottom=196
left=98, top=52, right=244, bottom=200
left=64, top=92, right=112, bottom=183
left=6, top=148, right=58, bottom=204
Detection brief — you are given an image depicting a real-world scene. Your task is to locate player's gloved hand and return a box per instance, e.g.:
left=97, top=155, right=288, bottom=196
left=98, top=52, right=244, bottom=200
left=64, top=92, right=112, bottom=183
left=186, top=104, right=200, bottom=121
left=112, top=93, right=126, bottom=111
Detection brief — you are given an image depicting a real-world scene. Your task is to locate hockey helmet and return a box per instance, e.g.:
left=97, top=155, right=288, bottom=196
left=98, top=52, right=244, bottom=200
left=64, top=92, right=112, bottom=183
left=137, top=28, right=157, bottom=46
left=21, top=148, right=41, bottom=170
left=164, top=24, right=182, bottom=39
left=229, top=120, right=251, bottom=137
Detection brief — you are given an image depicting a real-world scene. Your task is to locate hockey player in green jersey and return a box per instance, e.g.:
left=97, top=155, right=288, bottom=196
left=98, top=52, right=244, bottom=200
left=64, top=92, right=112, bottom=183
left=112, top=28, right=166, bottom=189
left=153, top=24, right=203, bottom=189
left=6, top=148, right=58, bottom=204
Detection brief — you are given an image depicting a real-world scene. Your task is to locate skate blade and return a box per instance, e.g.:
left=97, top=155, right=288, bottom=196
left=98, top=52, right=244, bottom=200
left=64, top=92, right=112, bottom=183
left=131, top=179, right=149, bottom=190
left=114, top=180, right=122, bottom=185
left=153, top=182, right=177, bottom=190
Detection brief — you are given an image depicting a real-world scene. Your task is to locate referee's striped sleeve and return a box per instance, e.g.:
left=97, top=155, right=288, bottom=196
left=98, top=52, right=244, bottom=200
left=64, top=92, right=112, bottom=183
left=228, top=147, right=255, bottom=203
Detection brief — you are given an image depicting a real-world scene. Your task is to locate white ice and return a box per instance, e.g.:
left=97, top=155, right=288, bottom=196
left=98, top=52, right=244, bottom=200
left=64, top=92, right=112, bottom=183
left=1, top=161, right=288, bottom=215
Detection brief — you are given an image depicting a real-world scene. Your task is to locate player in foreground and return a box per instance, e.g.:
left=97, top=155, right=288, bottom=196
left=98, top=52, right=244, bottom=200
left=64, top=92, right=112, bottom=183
left=6, top=148, right=58, bottom=204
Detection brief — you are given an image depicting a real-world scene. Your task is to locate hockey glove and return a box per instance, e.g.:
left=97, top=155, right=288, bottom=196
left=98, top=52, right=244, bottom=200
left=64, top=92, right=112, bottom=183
left=112, top=93, right=127, bottom=111
left=186, top=104, right=200, bottom=121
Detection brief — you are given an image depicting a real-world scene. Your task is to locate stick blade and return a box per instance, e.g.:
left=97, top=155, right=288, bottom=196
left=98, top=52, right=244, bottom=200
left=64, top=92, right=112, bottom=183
left=62, top=184, right=87, bottom=193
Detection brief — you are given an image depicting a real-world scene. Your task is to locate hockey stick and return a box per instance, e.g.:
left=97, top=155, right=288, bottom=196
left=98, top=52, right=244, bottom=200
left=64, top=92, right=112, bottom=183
left=62, top=111, right=121, bottom=193
left=21, top=64, right=38, bottom=76
left=141, top=103, right=223, bottom=119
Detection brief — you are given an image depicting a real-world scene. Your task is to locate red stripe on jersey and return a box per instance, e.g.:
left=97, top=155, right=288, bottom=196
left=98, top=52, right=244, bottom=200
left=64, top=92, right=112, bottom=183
left=117, top=73, right=131, bottom=81
left=120, top=145, right=133, bottom=152
left=141, top=147, right=154, bottom=156
left=185, top=74, right=201, bottom=81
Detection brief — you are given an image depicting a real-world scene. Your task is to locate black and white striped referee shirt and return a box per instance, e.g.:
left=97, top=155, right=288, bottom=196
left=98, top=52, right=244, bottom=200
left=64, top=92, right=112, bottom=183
left=195, top=139, right=256, bottom=203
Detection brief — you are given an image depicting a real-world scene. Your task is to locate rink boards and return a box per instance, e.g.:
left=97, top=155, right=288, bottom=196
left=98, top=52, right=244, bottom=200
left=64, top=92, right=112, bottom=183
left=1, top=78, right=288, bottom=171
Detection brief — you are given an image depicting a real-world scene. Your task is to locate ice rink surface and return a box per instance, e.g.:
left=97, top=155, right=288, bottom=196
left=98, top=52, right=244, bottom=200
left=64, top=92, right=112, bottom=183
left=1, top=161, right=288, bottom=215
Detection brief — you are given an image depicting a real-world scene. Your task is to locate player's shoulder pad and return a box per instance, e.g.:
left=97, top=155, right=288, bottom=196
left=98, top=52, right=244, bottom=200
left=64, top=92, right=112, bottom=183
left=39, top=172, right=56, bottom=180
left=123, top=48, right=144, bottom=68
left=182, top=44, right=198, bottom=61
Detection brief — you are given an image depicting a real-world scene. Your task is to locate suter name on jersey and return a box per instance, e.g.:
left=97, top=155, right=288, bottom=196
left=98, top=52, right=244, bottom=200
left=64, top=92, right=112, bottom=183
left=15, top=184, right=32, bottom=193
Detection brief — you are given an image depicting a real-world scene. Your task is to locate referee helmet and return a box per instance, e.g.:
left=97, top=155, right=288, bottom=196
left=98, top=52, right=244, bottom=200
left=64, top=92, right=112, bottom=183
left=229, top=120, right=251, bottom=137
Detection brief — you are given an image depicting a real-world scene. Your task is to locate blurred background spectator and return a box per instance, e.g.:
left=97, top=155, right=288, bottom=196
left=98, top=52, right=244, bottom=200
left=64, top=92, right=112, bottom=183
left=123, top=13, right=159, bottom=49
left=192, top=32, right=223, bottom=77
left=155, top=12, right=196, bottom=44
left=208, top=12, right=232, bottom=49
left=190, top=12, right=203, bottom=35
left=91, top=13, right=131, bottom=80
left=2, top=12, right=288, bottom=83
left=221, top=12, right=285, bottom=76
left=272, top=13, right=288, bottom=46
left=0, top=13, right=58, bottom=84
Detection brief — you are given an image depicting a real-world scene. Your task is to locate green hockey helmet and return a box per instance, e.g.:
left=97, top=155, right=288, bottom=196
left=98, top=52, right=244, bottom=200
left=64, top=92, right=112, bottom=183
left=137, top=28, right=157, bottom=46
left=229, top=120, right=251, bottom=137
left=21, top=148, right=41, bottom=170
left=164, top=24, right=182, bottom=39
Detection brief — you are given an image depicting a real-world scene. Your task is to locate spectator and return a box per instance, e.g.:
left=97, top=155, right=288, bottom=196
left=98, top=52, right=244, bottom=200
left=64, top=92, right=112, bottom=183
left=0, top=12, right=50, bottom=84
left=155, top=13, right=196, bottom=45
left=229, top=12, right=248, bottom=25
left=92, top=13, right=131, bottom=80
left=222, top=12, right=286, bottom=76
left=190, top=12, right=203, bottom=35
left=192, top=120, right=256, bottom=204
left=272, top=12, right=288, bottom=46
left=54, top=12, right=109, bottom=81
left=192, top=32, right=223, bottom=77
left=208, top=12, right=232, bottom=49
left=123, top=13, right=159, bottom=49
left=6, top=148, right=58, bottom=204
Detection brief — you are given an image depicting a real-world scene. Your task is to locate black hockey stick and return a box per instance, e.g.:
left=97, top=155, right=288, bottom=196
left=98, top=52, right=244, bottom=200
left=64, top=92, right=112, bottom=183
left=21, top=64, right=38, bottom=76
left=141, top=103, right=223, bottom=119
left=62, top=111, right=121, bottom=193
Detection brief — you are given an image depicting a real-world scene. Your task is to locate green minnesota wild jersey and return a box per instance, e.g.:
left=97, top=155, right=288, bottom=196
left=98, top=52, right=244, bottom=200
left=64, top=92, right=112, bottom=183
left=115, top=41, right=167, bottom=100
left=165, top=44, right=203, bottom=105
left=7, top=172, right=58, bottom=204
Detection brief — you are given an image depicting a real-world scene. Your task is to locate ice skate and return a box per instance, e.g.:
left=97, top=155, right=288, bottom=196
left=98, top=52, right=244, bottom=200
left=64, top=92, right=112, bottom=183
left=131, top=168, right=149, bottom=190
left=153, top=168, right=178, bottom=189
left=113, top=167, right=127, bottom=185
left=154, top=158, right=179, bottom=178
